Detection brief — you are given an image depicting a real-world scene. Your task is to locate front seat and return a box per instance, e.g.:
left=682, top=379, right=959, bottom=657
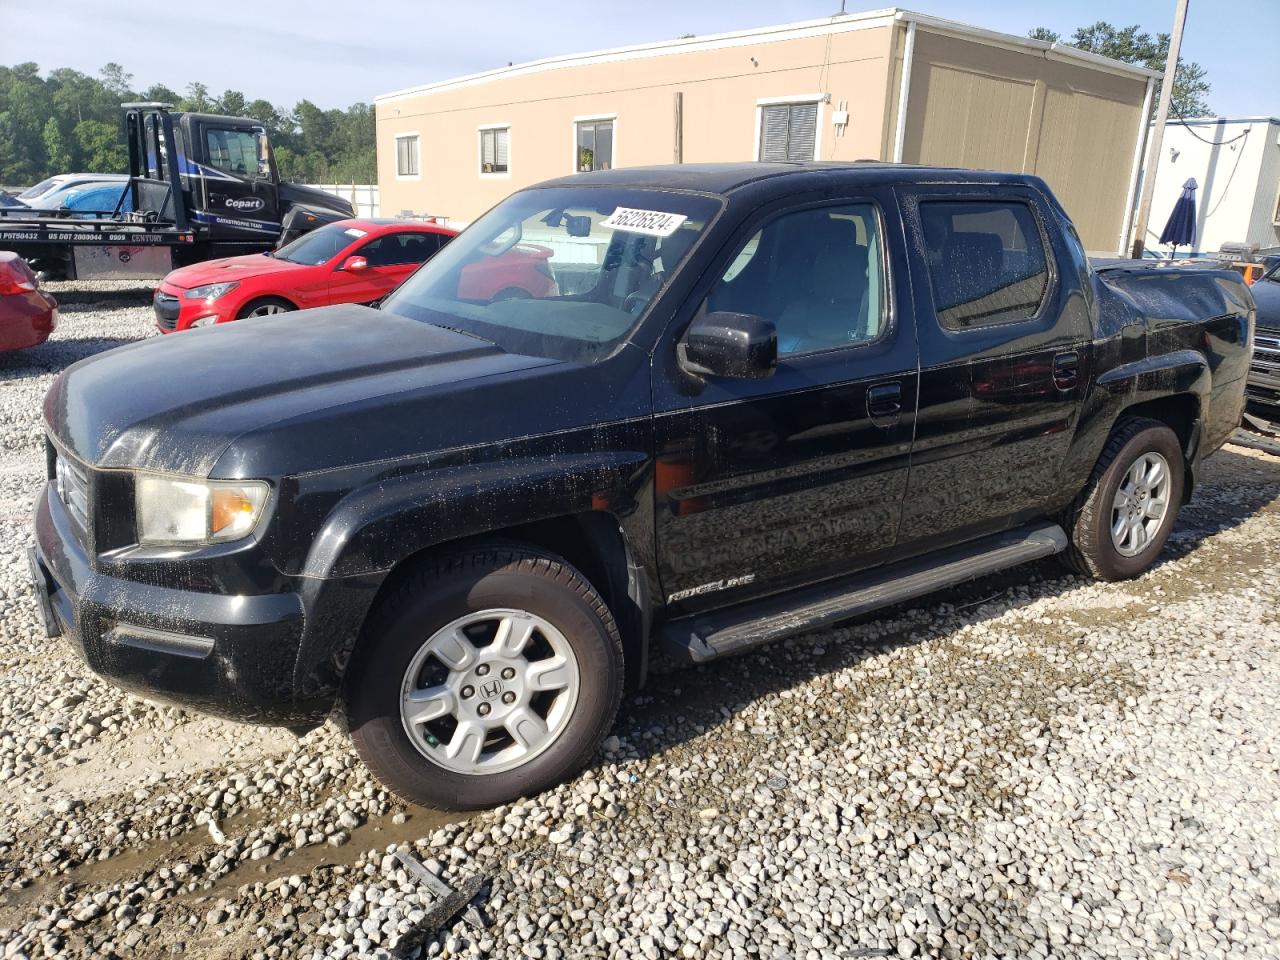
left=776, top=216, right=870, bottom=355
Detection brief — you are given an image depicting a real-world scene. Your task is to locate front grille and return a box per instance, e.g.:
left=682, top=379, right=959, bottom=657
left=154, top=291, right=180, bottom=331
left=1251, top=333, right=1280, bottom=386
left=53, top=450, right=91, bottom=534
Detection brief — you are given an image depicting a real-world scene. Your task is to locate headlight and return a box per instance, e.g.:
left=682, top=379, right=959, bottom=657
left=184, top=282, right=239, bottom=301
left=136, top=474, right=269, bottom=545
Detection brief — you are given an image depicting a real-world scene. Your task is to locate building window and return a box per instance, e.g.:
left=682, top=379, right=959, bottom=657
left=480, top=127, right=510, bottom=175
left=758, top=101, right=819, bottom=162
left=576, top=119, right=614, bottom=172
left=917, top=200, right=1051, bottom=330
left=396, top=135, right=420, bottom=178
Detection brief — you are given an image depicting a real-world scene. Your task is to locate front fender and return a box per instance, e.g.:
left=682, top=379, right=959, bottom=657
left=301, top=449, right=651, bottom=580
left=289, top=445, right=653, bottom=703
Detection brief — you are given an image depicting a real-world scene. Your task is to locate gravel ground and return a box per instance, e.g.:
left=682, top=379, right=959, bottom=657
left=0, top=284, right=1278, bottom=960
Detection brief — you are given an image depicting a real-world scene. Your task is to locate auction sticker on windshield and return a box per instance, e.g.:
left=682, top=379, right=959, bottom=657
left=602, top=207, right=689, bottom=237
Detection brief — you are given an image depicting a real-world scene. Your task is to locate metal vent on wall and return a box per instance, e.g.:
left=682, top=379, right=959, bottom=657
left=759, top=102, right=819, bottom=163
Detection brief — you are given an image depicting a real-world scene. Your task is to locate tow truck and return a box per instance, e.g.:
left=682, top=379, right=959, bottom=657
left=0, top=103, right=355, bottom=280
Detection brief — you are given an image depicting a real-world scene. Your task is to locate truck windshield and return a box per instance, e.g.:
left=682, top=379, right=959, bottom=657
left=274, top=224, right=360, bottom=265
left=380, top=186, right=722, bottom=363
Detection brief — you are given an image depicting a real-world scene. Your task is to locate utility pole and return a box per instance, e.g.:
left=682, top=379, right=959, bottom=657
left=1128, top=0, right=1189, bottom=259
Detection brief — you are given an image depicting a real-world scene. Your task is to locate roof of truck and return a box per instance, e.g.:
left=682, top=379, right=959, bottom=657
left=536, top=161, right=1039, bottom=195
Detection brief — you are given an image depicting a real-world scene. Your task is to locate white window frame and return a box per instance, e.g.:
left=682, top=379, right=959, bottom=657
left=753, top=95, right=825, bottom=162
left=572, top=113, right=618, bottom=174
left=394, top=131, right=420, bottom=181
left=477, top=123, right=511, bottom=180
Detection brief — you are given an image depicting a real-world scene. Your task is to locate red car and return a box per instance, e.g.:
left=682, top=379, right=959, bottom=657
left=154, top=218, right=558, bottom=333
left=0, top=252, right=58, bottom=352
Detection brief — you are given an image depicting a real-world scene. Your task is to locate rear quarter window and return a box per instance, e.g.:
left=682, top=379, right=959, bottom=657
left=919, top=200, right=1050, bottom=330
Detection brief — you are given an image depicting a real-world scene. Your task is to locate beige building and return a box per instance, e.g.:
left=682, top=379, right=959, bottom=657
left=375, top=8, right=1159, bottom=254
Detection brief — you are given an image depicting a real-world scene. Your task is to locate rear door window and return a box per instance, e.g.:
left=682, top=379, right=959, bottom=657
left=918, top=200, right=1049, bottom=329
left=361, top=232, right=445, bottom=267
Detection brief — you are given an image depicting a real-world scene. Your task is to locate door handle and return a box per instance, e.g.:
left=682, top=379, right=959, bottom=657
left=867, top=381, right=903, bottom=427
left=1053, top=351, right=1080, bottom=391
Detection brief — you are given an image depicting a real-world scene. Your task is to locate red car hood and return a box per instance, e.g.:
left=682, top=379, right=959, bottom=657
left=163, top=253, right=306, bottom=291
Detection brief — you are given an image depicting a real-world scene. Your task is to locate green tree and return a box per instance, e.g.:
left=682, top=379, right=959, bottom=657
left=73, top=119, right=128, bottom=172
left=180, top=81, right=212, bottom=113
left=42, top=117, right=71, bottom=171
left=1028, top=21, right=1211, bottom=116
left=0, top=62, right=376, bottom=187
left=99, top=62, right=134, bottom=101
left=140, top=83, right=182, bottom=105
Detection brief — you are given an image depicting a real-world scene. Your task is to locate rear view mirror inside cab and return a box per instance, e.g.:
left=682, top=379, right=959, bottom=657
left=564, top=215, right=592, bottom=238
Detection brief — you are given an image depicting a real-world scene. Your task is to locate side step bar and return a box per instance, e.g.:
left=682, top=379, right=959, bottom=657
left=659, top=522, right=1067, bottom=664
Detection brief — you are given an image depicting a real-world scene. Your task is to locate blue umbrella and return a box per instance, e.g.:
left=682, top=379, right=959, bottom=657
left=1159, top=177, right=1198, bottom=255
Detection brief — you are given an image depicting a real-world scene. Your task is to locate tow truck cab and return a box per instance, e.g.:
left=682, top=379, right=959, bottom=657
left=125, top=103, right=354, bottom=260
left=0, top=104, right=355, bottom=279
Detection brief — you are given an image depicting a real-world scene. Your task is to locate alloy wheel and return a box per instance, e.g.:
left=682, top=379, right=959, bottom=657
left=399, top=609, right=580, bottom=775
left=1110, top=452, right=1171, bottom=557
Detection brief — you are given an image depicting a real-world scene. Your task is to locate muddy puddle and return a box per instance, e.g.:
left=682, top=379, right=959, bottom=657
left=0, top=803, right=470, bottom=920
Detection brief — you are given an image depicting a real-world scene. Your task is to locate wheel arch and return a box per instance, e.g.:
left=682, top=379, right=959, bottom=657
left=237, top=293, right=298, bottom=319
left=364, top=512, right=651, bottom=690
left=294, top=455, right=655, bottom=711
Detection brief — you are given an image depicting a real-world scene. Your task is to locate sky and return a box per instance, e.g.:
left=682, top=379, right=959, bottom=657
left=1, top=0, right=1277, bottom=117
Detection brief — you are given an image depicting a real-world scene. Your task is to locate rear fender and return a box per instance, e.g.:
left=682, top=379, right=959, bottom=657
left=1063, top=349, right=1209, bottom=493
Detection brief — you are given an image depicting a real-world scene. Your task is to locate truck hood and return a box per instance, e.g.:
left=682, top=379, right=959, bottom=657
left=44, top=304, right=562, bottom=476
left=1250, top=276, right=1280, bottom=332
left=162, top=252, right=305, bottom=290
left=278, top=182, right=356, bottom=218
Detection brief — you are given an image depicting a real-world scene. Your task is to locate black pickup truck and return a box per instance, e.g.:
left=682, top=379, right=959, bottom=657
left=0, top=103, right=354, bottom=280
left=29, top=163, right=1253, bottom=809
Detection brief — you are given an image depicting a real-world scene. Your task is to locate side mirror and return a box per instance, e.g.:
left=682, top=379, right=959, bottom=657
left=341, top=256, right=368, bottom=272
left=678, top=311, right=777, bottom=379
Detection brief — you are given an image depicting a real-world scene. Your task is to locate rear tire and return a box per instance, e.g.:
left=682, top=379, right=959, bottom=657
left=235, top=296, right=294, bottom=320
left=1063, top=418, right=1185, bottom=581
left=344, top=545, right=624, bottom=810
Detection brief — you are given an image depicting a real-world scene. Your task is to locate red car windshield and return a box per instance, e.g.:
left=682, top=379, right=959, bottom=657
left=274, top=224, right=367, bottom=265
left=381, top=186, right=721, bottom=363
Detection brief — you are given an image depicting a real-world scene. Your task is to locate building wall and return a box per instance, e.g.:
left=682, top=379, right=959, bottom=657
left=375, top=16, right=1153, bottom=253
left=899, top=30, right=1150, bottom=253
left=1143, top=119, right=1280, bottom=256
left=376, top=22, right=896, bottom=223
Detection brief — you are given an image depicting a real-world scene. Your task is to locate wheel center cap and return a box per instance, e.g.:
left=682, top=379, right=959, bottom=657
left=479, top=678, right=504, bottom=701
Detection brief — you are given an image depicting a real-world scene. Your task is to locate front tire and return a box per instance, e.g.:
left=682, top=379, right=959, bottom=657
left=1063, top=418, right=1185, bottom=580
left=344, top=545, right=624, bottom=810
left=235, top=296, right=295, bottom=320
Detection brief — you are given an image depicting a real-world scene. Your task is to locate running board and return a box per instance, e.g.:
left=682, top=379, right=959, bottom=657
left=660, top=522, right=1067, bottom=664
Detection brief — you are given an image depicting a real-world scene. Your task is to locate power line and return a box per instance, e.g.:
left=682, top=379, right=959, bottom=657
left=1170, top=102, right=1250, bottom=145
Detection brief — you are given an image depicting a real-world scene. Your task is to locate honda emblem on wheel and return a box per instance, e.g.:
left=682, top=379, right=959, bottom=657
left=480, top=679, right=503, bottom=700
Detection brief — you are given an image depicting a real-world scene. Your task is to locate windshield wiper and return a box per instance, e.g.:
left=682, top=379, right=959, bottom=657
left=428, top=323, right=497, bottom=345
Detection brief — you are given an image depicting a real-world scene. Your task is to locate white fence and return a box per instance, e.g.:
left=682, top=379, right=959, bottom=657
left=308, top=184, right=380, bottom=218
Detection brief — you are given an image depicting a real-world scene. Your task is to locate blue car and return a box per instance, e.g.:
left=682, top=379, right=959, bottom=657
left=62, top=183, right=132, bottom=218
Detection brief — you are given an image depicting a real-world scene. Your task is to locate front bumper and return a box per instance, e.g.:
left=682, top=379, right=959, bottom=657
left=30, top=482, right=328, bottom=726
left=153, top=284, right=229, bottom=334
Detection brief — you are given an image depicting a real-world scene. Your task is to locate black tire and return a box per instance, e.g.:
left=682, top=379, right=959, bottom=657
left=1062, top=417, right=1185, bottom=581
left=344, top=544, right=624, bottom=810
left=235, top=296, right=295, bottom=320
